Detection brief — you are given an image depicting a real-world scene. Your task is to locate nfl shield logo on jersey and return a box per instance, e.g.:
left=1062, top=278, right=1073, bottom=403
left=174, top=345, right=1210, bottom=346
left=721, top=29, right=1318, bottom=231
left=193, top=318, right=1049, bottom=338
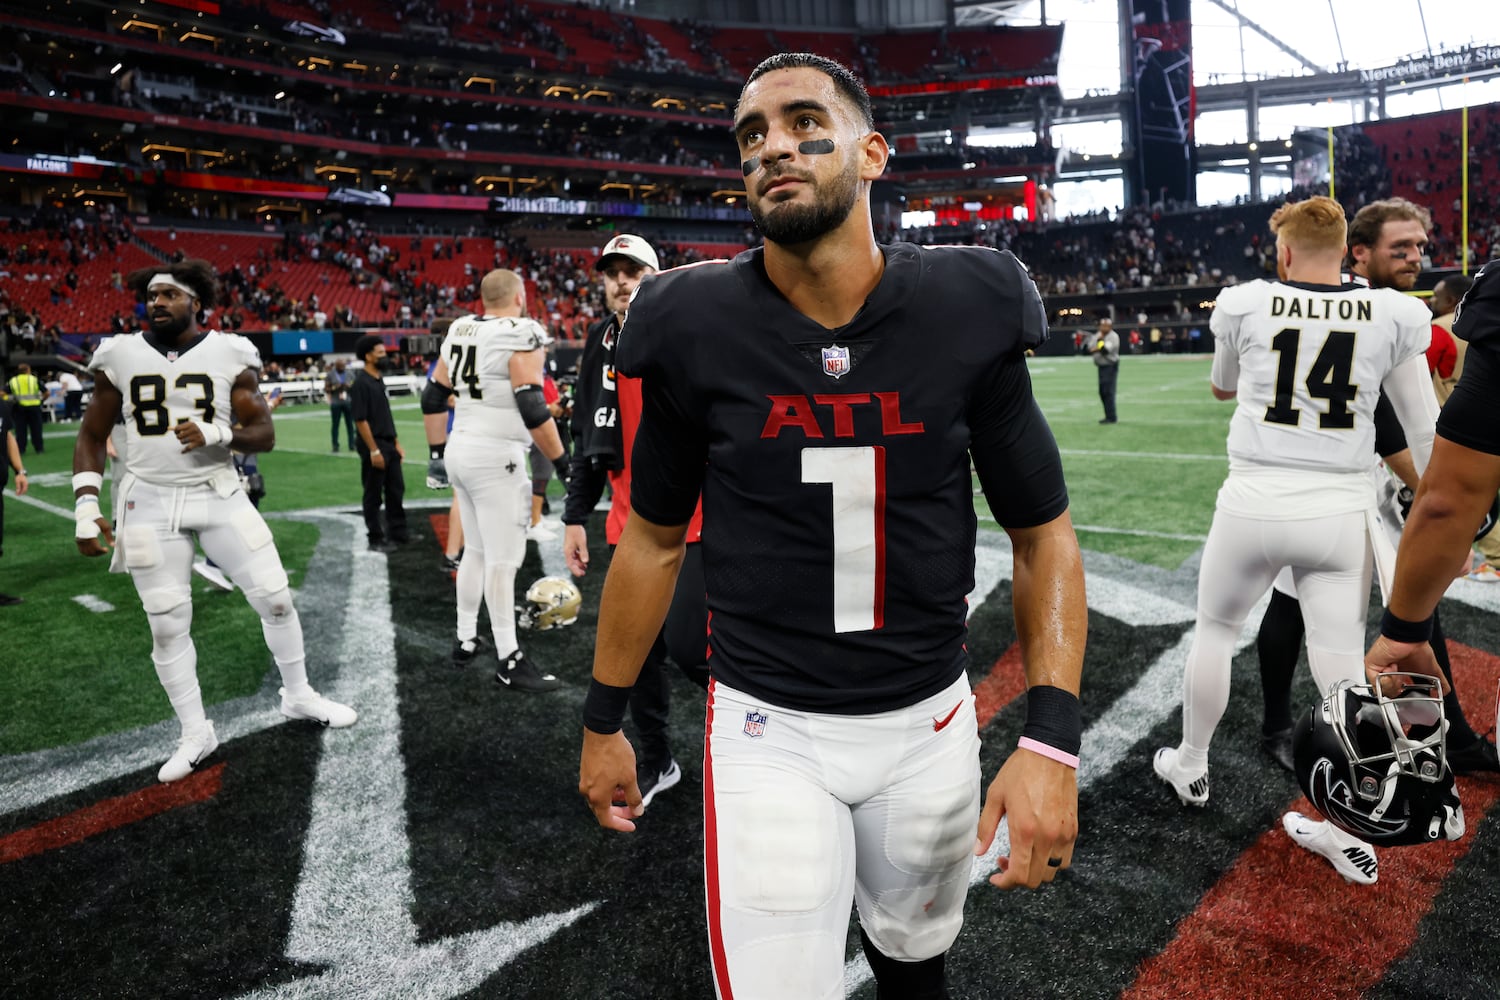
left=821, top=344, right=851, bottom=379
left=743, top=710, right=768, bottom=739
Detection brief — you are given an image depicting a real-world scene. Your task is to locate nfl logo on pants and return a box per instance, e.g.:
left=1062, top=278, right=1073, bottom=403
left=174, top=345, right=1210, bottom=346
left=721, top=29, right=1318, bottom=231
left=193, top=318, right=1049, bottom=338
left=743, top=710, right=767, bottom=739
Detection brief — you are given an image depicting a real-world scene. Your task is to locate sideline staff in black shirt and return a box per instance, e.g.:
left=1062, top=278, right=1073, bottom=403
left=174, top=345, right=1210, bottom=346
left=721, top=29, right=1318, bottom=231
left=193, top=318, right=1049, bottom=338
left=350, top=334, right=407, bottom=549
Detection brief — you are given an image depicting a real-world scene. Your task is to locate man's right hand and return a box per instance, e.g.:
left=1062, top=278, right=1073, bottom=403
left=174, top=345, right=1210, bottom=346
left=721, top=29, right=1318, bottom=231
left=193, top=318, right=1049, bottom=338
left=564, top=524, right=589, bottom=577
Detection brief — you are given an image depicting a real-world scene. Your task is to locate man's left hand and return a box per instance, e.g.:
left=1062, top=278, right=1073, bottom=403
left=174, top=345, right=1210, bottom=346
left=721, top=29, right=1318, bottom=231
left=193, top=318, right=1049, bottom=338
left=579, top=728, right=642, bottom=833
left=1365, top=634, right=1449, bottom=694
left=975, top=747, right=1078, bottom=890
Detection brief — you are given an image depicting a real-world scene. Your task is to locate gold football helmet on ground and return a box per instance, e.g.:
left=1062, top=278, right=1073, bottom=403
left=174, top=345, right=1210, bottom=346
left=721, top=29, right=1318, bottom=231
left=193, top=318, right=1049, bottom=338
left=517, top=576, right=582, bottom=630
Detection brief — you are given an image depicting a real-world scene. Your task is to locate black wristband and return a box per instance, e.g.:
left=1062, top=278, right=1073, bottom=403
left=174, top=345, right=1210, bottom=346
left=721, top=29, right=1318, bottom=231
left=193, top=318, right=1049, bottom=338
left=1021, top=685, right=1082, bottom=758
left=429, top=442, right=445, bottom=462
left=1380, top=607, right=1434, bottom=644
left=552, top=452, right=571, bottom=485
left=582, top=678, right=633, bottom=735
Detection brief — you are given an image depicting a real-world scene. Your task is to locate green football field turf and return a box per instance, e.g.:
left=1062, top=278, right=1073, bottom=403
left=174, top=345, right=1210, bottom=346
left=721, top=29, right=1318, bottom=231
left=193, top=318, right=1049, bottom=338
left=1, top=353, right=1225, bottom=754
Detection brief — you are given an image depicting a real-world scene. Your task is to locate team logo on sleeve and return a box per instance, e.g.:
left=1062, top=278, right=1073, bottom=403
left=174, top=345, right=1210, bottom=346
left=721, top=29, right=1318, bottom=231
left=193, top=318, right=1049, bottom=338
left=743, top=710, right=768, bottom=738
left=821, top=345, right=851, bottom=379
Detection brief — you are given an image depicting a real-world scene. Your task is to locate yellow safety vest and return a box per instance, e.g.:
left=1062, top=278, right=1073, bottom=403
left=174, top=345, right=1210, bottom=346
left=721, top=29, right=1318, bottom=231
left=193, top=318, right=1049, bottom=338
left=6, top=374, right=42, bottom=407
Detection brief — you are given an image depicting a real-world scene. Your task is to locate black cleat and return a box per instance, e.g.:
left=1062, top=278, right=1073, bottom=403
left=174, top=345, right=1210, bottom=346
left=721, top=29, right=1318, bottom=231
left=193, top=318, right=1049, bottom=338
left=452, top=635, right=490, bottom=666
left=637, top=758, right=682, bottom=812
left=1448, top=737, right=1500, bottom=775
left=495, top=648, right=560, bottom=693
left=1261, top=727, right=1295, bottom=773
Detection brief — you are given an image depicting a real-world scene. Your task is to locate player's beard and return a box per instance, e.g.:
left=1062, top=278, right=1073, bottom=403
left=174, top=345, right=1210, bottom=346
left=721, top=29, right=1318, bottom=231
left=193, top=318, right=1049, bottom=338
left=750, top=160, right=860, bottom=247
left=150, top=309, right=192, bottom=339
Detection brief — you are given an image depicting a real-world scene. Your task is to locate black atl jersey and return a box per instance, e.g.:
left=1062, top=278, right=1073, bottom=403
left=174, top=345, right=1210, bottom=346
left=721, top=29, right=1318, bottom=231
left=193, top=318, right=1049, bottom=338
left=619, top=242, right=1069, bottom=714
left=1442, top=258, right=1500, bottom=455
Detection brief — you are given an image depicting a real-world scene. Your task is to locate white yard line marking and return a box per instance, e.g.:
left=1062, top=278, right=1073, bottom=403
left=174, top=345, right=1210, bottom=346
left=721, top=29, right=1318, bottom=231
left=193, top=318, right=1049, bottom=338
left=72, top=595, right=115, bottom=613
left=229, top=518, right=595, bottom=999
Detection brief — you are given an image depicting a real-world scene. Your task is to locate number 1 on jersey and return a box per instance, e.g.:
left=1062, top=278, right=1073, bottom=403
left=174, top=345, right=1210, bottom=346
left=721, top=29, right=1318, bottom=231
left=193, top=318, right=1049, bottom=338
left=802, top=446, right=886, bottom=633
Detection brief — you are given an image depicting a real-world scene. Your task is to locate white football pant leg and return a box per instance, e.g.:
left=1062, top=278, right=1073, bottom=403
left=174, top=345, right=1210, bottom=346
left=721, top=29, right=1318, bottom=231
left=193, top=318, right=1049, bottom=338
left=193, top=490, right=310, bottom=695
left=1289, top=511, right=1373, bottom=696
left=1182, top=510, right=1285, bottom=758
left=852, top=675, right=979, bottom=964
left=119, top=482, right=203, bottom=729
left=705, top=682, right=858, bottom=1000
left=448, top=439, right=529, bottom=656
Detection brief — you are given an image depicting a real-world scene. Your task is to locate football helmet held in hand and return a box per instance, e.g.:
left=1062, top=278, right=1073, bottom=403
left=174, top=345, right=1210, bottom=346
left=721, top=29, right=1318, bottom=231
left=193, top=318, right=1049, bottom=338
left=1293, top=675, right=1464, bottom=847
left=516, top=576, right=582, bottom=630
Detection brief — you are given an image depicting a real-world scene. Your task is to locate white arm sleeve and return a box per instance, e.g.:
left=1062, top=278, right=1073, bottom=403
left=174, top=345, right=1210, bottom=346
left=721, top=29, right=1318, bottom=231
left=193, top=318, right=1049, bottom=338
left=1381, top=353, right=1439, bottom=476
left=1209, top=339, right=1239, bottom=394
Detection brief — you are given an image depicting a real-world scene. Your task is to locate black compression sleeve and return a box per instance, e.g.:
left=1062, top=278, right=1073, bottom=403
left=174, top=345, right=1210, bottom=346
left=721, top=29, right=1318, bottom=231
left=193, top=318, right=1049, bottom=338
left=420, top=380, right=453, bottom=415
left=562, top=458, right=608, bottom=525
left=1372, top=391, right=1408, bottom=458
left=514, top=383, right=551, bottom=429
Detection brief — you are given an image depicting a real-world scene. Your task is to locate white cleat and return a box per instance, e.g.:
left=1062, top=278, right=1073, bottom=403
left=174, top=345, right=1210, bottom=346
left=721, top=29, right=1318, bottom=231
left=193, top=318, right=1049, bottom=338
left=1282, top=811, right=1379, bottom=885
left=1152, top=746, right=1209, bottom=806
left=279, top=687, right=358, bottom=728
left=158, top=720, right=219, bottom=783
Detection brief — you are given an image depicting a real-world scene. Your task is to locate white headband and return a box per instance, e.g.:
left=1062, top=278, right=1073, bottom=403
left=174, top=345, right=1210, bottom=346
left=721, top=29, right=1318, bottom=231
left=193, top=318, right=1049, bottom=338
left=147, top=274, right=199, bottom=299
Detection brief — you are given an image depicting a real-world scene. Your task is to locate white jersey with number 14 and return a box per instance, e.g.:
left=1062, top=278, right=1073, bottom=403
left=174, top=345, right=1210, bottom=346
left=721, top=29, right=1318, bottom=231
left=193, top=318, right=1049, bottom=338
left=1210, top=279, right=1430, bottom=475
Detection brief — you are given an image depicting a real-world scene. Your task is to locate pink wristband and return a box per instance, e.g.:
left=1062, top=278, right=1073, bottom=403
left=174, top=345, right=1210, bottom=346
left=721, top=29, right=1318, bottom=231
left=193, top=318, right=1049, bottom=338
left=1018, top=736, right=1080, bottom=769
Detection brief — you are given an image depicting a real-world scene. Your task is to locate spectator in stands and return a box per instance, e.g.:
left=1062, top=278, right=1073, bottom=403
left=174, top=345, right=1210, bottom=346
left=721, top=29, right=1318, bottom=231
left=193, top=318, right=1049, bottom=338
left=350, top=335, right=408, bottom=552
left=324, top=359, right=356, bottom=452
left=1090, top=317, right=1120, bottom=424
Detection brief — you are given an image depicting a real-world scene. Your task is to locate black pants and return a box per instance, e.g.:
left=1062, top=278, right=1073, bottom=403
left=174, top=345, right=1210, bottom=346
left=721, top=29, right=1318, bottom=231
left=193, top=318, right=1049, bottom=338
left=64, top=391, right=83, bottom=421
left=330, top=400, right=355, bottom=450
left=13, top=405, right=43, bottom=453
left=627, top=542, right=709, bottom=768
left=358, top=441, right=407, bottom=543
left=1097, top=364, right=1119, bottom=422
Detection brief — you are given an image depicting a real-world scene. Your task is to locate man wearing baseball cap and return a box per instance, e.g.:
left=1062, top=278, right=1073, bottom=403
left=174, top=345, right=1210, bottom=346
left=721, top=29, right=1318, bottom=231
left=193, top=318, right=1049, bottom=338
left=562, top=235, right=708, bottom=811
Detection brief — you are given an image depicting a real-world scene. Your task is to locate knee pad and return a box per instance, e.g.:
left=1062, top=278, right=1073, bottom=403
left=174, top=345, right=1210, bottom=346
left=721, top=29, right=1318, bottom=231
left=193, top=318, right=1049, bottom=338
left=726, top=783, right=840, bottom=914
left=247, top=586, right=297, bottom=623
left=146, top=600, right=193, bottom=642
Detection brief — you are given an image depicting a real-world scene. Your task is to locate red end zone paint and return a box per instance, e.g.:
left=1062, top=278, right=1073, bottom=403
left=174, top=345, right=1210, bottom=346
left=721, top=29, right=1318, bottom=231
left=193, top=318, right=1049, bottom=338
left=430, top=513, right=451, bottom=548
left=1125, top=642, right=1500, bottom=1000
left=974, top=642, right=1028, bottom=728
left=0, top=763, right=225, bottom=865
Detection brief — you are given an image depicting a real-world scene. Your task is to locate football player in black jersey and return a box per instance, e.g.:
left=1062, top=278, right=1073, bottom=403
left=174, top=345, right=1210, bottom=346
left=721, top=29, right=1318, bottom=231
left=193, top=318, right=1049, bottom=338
left=576, top=53, right=1086, bottom=1000
left=1368, top=260, right=1500, bottom=688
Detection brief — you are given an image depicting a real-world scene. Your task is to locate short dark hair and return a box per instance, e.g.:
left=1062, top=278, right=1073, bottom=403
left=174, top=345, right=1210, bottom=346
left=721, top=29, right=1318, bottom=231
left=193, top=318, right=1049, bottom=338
left=125, top=258, right=221, bottom=308
left=1437, top=274, right=1474, bottom=300
left=353, top=334, right=383, bottom=361
left=740, top=53, right=874, bottom=132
